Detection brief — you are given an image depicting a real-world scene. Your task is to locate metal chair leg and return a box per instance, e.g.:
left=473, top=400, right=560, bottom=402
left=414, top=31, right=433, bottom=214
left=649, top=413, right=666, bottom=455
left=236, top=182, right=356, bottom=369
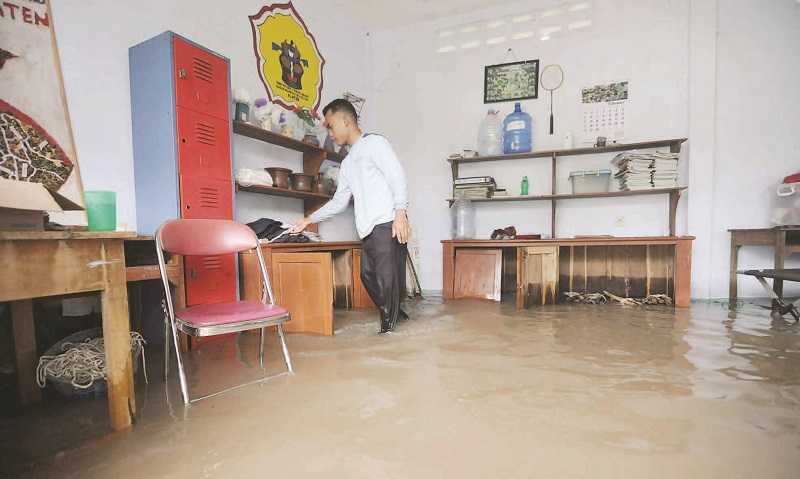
left=170, top=320, right=191, bottom=404
left=259, top=327, right=266, bottom=369
left=277, top=323, right=293, bottom=374
left=164, top=312, right=170, bottom=381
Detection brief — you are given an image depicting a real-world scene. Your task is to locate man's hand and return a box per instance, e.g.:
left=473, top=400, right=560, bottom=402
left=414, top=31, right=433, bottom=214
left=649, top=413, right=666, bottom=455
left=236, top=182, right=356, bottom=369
left=289, top=217, right=311, bottom=234
left=392, top=209, right=411, bottom=244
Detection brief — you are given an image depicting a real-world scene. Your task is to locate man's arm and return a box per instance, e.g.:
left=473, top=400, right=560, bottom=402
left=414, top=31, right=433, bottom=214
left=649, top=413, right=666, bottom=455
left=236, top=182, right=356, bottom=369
left=372, top=137, right=411, bottom=243
left=290, top=169, right=351, bottom=232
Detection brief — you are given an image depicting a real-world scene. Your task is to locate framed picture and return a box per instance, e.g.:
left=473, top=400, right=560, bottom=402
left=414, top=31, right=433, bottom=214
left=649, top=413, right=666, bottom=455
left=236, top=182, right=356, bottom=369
left=484, top=60, right=539, bottom=103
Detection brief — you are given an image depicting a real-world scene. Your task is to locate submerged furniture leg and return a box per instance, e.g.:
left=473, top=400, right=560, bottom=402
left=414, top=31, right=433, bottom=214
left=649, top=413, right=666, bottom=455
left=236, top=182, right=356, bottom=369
left=11, top=300, right=40, bottom=405
left=729, top=235, right=740, bottom=308
left=100, top=240, right=135, bottom=430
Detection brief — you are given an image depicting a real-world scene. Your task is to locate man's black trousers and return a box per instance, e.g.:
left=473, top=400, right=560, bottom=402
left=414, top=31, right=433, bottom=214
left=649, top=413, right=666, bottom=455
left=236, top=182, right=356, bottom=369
left=360, top=221, right=406, bottom=330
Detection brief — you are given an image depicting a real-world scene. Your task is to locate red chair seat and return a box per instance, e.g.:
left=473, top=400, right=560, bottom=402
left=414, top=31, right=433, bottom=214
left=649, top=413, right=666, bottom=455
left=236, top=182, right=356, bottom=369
left=176, top=301, right=288, bottom=327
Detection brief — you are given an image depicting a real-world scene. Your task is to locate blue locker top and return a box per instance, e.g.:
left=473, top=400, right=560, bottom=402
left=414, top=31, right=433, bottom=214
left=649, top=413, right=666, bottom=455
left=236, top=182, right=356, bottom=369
left=128, top=31, right=234, bottom=235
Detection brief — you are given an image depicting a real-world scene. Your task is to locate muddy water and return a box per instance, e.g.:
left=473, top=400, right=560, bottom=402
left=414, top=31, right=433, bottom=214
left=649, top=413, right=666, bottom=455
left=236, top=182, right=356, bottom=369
left=3, top=299, right=799, bottom=478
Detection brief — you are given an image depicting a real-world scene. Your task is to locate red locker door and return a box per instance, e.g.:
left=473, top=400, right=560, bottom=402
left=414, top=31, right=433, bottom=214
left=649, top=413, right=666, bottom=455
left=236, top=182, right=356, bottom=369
left=176, top=106, right=231, bottom=181
left=173, top=37, right=229, bottom=121
left=178, top=176, right=233, bottom=219
left=184, top=254, right=236, bottom=306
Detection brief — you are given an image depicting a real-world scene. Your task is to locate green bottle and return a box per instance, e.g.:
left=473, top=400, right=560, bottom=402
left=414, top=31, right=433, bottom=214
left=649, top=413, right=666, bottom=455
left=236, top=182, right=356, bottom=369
left=521, top=176, right=529, bottom=195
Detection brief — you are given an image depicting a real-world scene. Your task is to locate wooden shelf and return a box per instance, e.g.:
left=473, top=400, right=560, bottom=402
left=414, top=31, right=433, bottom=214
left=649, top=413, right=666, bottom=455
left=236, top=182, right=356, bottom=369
left=447, top=138, right=687, bottom=165
left=232, top=121, right=344, bottom=162
left=447, top=187, right=686, bottom=204
left=446, top=137, right=689, bottom=237
left=236, top=182, right=332, bottom=201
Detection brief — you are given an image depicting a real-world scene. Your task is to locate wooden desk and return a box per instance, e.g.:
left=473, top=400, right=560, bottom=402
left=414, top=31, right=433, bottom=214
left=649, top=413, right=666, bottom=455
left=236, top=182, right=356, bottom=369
left=443, top=236, right=694, bottom=308
left=1, top=231, right=136, bottom=431
left=729, top=226, right=800, bottom=305
left=240, top=241, right=374, bottom=336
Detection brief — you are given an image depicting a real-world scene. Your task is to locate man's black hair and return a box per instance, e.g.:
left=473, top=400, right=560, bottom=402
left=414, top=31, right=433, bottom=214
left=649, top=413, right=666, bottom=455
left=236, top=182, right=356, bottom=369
left=322, top=98, right=358, bottom=123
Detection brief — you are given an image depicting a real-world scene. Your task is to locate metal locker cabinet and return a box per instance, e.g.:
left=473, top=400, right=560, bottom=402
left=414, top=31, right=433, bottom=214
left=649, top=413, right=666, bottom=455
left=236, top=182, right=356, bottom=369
left=130, top=31, right=236, bottom=308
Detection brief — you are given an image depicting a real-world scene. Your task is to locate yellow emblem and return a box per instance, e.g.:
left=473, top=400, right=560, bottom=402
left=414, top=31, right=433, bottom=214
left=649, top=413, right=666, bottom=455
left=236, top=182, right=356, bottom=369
left=249, top=3, right=325, bottom=113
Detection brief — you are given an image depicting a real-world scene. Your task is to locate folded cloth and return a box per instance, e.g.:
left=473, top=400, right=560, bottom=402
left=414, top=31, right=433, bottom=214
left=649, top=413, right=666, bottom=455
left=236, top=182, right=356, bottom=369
left=247, top=217, right=311, bottom=243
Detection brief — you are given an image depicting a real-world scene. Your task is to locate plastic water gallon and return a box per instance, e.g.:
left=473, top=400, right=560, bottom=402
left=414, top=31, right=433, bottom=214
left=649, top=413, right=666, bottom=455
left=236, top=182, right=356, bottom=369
left=478, top=110, right=503, bottom=156
left=451, top=198, right=476, bottom=239
left=503, top=102, right=533, bottom=154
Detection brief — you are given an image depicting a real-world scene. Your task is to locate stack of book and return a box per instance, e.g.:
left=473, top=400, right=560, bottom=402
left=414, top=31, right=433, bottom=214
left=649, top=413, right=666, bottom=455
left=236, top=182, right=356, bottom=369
left=453, top=176, right=496, bottom=199
left=611, top=151, right=679, bottom=190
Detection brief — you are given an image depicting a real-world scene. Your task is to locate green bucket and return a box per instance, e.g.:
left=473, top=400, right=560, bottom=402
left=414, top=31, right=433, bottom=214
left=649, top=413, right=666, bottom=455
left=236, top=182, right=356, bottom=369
left=84, top=191, right=116, bottom=231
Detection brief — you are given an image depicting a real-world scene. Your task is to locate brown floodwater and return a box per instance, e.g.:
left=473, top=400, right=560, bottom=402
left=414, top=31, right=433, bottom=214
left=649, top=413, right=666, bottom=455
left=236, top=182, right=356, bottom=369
left=2, top=298, right=799, bottom=478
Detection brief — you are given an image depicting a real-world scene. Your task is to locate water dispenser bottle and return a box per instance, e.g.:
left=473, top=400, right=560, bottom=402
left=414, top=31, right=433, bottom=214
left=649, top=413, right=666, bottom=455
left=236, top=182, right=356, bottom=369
left=503, top=102, right=533, bottom=154
left=478, top=110, right=503, bottom=156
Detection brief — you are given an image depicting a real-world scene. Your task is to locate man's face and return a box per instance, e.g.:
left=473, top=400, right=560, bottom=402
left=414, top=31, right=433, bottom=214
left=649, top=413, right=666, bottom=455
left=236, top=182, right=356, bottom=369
left=324, top=111, right=349, bottom=146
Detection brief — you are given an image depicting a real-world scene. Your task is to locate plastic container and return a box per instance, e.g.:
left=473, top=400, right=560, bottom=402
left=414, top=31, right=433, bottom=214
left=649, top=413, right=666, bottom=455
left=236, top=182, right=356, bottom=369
left=478, top=110, right=503, bottom=156
left=521, top=176, right=529, bottom=195
left=503, top=102, right=533, bottom=154
left=772, top=182, right=800, bottom=226
left=451, top=198, right=476, bottom=239
left=569, top=169, right=611, bottom=194
left=84, top=191, right=116, bottom=231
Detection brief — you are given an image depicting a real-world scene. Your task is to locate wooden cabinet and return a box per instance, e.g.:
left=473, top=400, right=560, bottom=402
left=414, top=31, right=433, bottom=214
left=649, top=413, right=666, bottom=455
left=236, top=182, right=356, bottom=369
left=453, top=249, right=502, bottom=301
left=271, top=252, right=333, bottom=336
left=352, top=248, right=377, bottom=309
left=517, top=246, right=558, bottom=308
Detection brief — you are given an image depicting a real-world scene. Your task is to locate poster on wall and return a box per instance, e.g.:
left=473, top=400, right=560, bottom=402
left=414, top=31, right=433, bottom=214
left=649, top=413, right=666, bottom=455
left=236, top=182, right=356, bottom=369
left=249, top=2, right=325, bottom=116
left=484, top=60, right=539, bottom=103
left=0, top=1, right=86, bottom=223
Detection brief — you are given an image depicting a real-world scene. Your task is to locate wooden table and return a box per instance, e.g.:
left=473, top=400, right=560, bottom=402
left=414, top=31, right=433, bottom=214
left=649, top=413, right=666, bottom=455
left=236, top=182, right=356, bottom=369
left=729, top=226, right=800, bottom=305
left=443, top=236, right=694, bottom=308
left=1, top=231, right=137, bottom=431
left=240, top=241, right=375, bottom=336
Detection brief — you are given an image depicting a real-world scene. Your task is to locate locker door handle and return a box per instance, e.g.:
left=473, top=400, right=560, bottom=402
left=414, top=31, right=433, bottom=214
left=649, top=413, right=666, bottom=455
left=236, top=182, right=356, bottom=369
left=189, top=268, right=198, bottom=280
left=178, top=68, right=187, bottom=79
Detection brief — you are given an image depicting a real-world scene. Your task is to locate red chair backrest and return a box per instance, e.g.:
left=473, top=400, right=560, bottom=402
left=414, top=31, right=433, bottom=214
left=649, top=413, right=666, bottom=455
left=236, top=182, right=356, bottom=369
left=157, top=219, right=258, bottom=256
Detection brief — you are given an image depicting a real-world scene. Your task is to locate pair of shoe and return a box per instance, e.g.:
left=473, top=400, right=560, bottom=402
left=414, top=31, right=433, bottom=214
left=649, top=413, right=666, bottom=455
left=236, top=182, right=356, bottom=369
left=378, top=308, right=410, bottom=334
left=491, top=226, right=517, bottom=240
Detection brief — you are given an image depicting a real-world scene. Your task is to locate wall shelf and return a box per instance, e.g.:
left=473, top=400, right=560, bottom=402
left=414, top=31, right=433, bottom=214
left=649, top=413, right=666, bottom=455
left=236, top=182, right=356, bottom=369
left=448, top=187, right=686, bottom=204
left=447, top=138, right=688, bottom=237
left=232, top=120, right=341, bottom=232
left=236, top=182, right=332, bottom=202
left=233, top=121, right=344, bottom=162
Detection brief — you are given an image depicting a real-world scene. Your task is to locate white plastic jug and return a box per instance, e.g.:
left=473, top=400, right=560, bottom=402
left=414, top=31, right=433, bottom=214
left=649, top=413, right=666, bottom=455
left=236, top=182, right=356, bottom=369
left=451, top=198, right=476, bottom=239
left=478, top=110, right=503, bottom=156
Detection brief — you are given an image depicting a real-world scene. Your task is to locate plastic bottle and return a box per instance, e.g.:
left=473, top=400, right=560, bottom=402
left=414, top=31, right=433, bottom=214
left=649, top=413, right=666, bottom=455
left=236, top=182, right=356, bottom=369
left=478, top=110, right=503, bottom=156
left=451, top=198, right=476, bottom=239
left=503, top=102, right=533, bottom=154
left=521, top=176, right=529, bottom=196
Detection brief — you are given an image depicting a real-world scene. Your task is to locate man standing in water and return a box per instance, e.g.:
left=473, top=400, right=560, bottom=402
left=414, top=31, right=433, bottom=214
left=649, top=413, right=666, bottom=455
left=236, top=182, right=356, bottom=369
left=290, top=99, right=410, bottom=334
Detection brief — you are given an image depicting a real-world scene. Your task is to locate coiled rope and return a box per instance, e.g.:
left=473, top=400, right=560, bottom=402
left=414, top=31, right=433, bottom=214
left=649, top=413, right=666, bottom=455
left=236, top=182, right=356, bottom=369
left=35, top=332, right=148, bottom=390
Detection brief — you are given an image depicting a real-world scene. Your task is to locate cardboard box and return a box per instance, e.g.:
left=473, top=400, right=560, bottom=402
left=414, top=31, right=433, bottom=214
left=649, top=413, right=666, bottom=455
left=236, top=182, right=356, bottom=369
left=0, top=178, right=83, bottom=231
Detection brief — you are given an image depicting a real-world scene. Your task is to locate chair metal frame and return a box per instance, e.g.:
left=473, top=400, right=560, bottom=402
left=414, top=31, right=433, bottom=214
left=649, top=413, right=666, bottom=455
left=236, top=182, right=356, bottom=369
left=155, top=219, right=294, bottom=404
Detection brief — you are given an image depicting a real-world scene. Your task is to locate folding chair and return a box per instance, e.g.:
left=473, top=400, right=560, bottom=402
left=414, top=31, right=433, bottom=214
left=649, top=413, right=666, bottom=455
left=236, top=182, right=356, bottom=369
left=738, top=269, right=800, bottom=321
left=155, top=219, right=293, bottom=404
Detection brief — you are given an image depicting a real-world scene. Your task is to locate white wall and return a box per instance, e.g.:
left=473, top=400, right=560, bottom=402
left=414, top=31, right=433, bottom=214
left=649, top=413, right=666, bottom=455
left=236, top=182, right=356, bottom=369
left=706, top=0, right=800, bottom=298
left=368, top=0, right=800, bottom=298
left=51, top=0, right=367, bottom=240
left=369, top=0, right=692, bottom=294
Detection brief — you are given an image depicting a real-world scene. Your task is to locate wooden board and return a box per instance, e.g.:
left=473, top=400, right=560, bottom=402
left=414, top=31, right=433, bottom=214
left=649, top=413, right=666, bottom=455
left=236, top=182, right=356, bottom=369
left=454, top=249, right=502, bottom=301
left=517, top=246, right=558, bottom=308
left=271, top=252, right=333, bottom=335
